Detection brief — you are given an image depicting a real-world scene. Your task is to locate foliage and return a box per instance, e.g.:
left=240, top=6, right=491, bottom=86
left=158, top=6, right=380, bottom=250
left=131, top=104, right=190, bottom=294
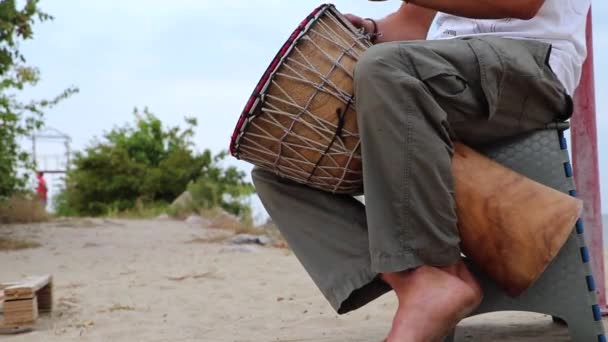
left=187, top=151, right=254, bottom=217
left=56, top=108, right=254, bottom=217
left=0, top=0, right=78, bottom=197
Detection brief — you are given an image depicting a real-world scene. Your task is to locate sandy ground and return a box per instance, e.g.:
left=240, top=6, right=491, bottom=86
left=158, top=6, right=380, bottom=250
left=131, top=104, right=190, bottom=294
left=0, top=218, right=605, bottom=342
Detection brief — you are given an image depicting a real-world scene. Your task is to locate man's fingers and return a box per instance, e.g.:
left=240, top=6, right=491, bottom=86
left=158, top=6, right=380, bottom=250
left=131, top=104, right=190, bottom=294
left=344, top=13, right=365, bottom=28
left=345, top=13, right=375, bottom=35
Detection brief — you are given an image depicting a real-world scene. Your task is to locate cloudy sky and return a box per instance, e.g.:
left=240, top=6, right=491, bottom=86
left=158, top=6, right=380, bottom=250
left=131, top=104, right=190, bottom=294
left=19, top=1, right=608, bottom=215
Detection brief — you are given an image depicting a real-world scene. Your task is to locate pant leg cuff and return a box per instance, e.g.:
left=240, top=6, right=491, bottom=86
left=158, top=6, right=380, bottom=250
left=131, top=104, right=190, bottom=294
left=323, top=269, right=392, bottom=315
left=371, top=247, right=462, bottom=274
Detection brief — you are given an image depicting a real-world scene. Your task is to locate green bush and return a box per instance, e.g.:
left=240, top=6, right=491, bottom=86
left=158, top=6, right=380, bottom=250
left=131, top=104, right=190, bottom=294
left=56, top=108, right=253, bottom=217
left=187, top=151, right=254, bottom=217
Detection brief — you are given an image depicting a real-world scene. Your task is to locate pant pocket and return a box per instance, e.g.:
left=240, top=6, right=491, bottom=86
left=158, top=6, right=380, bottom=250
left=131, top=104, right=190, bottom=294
left=412, top=43, right=487, bottom=125
left=422, top=72, right=486, bottom=124
left=465, top=36, right=570, bottom=131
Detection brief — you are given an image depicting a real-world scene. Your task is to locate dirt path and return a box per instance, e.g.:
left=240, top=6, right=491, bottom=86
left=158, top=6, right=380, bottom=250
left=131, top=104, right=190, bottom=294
left=0, top=219, right=604, bottom=341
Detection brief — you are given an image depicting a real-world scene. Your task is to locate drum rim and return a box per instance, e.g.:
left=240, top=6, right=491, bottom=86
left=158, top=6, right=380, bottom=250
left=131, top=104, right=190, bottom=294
left=229, top=3, right=340, bottom=158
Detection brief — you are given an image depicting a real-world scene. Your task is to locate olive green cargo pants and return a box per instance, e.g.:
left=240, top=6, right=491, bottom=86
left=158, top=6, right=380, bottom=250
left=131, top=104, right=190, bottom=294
left=252, top=36, right=573, bottom=314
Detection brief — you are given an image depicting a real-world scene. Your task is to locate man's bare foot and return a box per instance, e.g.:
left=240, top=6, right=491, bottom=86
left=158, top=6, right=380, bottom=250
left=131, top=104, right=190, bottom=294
left=381, top=260, right=483, bottom=342
left=440, top=259, right=483, bottom=298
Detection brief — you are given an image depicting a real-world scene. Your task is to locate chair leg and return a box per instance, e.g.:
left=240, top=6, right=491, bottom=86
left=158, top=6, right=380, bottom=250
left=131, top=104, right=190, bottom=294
left=564, top=315, right=606, bottom=342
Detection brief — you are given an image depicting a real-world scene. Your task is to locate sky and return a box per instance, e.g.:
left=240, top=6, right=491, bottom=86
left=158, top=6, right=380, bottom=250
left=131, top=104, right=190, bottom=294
left=18, top=0, right=608, bottom=216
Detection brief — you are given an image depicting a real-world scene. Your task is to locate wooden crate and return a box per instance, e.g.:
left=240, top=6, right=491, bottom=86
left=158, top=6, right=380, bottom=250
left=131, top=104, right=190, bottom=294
left=0, top=275, right=52, bottom=332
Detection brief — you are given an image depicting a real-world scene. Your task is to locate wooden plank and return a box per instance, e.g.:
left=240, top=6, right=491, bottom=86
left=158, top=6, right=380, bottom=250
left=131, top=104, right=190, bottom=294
left=3, top=297, right=38, bottom=325
left=0, top=325, right=34, bottom=334
left=0, top=282, right=19, bottom=290
left=0, top=275, right=53, bottom=332
left=3, top=275, right=51, bottom=301
left=36, top=283, right=52, bottom=313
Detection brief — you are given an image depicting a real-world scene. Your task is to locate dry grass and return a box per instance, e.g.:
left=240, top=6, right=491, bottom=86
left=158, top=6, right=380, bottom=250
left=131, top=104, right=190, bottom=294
left=0, top=195, right=48, bottom=224
left=180, top=208, right=288, bottom=248
left=165, top=272, right=219, bottom=282
left=257, top=222, right=288, bottom=249
left=185, top=211, right=288, bottom=249
left=197, top=208, right=262, bottom=234
left=234, top=225, right=266, bottom=235
left=199, top=208, right=243, bottom=230
left=186, top=234, right=232, bottom=244
left=106, top=200, right=169, bottom=219
left=108, top=304, right=135, bottom=312
left=0, top=237, right=41, bottom=251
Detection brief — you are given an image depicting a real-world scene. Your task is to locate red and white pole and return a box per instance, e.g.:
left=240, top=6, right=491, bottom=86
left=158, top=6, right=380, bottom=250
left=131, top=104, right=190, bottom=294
left=571, top=8, right=606, bottom=311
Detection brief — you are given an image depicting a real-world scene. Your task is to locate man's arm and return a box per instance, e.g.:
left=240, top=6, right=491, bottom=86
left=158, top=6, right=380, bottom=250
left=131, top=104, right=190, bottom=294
left=408, top=0, right=545, bottom=20
left=347, top=4, right=437, bottom=42
left=349, top=0, right=545, bottom=43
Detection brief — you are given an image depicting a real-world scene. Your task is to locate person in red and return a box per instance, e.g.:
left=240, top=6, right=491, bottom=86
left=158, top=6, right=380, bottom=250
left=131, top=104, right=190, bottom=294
left=36, top=171, right=48, bottom=208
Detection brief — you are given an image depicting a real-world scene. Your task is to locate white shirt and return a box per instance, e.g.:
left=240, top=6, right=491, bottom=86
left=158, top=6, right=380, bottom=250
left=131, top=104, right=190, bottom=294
left=427, top=0, right=590, bottom=94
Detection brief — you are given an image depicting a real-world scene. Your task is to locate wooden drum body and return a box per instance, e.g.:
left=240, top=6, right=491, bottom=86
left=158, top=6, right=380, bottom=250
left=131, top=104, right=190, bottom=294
left=453, top=144, right=583, bottom=296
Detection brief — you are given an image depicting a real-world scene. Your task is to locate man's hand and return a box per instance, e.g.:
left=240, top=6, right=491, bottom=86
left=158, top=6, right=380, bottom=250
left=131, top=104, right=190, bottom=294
left=344, top=13, right=414, bottom=44
left=344, top=14, right=381, bottom=41
left=345, top=5, right=437, bottom=43
left=344, top=14, right=375, bottom=36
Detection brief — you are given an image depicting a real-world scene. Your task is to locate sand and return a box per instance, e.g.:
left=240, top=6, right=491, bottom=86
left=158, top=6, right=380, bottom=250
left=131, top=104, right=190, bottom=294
left=0, top=218, right=605, bottom=341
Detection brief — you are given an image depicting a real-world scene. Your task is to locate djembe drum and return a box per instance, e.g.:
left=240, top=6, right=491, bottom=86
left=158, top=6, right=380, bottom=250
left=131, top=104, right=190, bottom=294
left=230, top=4, right=583, bottom=297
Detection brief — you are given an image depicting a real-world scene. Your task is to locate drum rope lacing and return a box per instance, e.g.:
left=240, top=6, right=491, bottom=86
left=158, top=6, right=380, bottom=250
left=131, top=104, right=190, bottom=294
left=305, top=96, right=353, bottom=187
left=271, top=15, right=361, bottom=171
left=234, top=7, right=370, bottom=193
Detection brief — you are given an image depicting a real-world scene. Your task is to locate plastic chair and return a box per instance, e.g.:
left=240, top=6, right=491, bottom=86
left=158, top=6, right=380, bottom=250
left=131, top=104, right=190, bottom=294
left=445, top=125, right=606, bottom=341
